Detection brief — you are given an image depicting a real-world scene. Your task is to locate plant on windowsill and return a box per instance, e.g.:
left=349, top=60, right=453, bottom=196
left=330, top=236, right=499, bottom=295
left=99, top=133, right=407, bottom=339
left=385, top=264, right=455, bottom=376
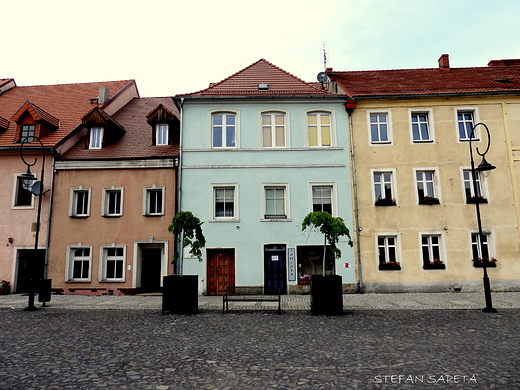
left=467, top=196, right=488, bottom=204
left=0, top=280, right=10, bottom=295
left=419, top=196, right=440, bottom=205
left=423, top=259, right=446, bottom=270
left=472, top=258, right=497, bottom=268
left=379, top=261, right=401, bottom=271
left=374, top=197, right=396, bottom=206
left=299, top=274, right=311, bottom=284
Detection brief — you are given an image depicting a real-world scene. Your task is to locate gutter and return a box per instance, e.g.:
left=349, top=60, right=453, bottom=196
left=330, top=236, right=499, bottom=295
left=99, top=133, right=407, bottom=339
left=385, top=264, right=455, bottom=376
left=348, top=90, right=520, bottom=101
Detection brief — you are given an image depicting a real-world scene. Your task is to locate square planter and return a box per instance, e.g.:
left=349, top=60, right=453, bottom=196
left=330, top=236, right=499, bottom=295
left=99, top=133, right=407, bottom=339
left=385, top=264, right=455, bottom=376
left=472, top=261, right=497, bottom=268
left=379, top=263, right=401, bottom=271
left=310, top=275, right=343, bottom=315
left=162, top=275, right=199, bottom=314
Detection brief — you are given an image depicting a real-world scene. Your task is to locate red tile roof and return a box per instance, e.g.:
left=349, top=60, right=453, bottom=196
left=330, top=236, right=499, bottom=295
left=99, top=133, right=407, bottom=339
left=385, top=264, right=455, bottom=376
left=0, top=80, right=136, bottom=148
left=177, top=59, right=334, bottom=98
left=327, top=62, right=520, bottom=99
left=60, top=97, right=179, bottom=160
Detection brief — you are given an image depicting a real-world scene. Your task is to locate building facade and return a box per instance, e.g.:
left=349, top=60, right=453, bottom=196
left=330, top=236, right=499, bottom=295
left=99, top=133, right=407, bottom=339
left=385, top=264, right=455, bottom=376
left=327, top=55, right=520, bottom=292
left=176, top=59, right=356, bottom=295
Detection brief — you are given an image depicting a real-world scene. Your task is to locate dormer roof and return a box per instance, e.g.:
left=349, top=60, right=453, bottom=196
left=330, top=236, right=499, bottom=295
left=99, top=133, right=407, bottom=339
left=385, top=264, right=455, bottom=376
left=146, top=103, right=178, bottom=124
left=177, top=59, right=335, bottom=98
left=0, top=116, right=9, bottom=132
left=11, top=100, right=60, bottom=129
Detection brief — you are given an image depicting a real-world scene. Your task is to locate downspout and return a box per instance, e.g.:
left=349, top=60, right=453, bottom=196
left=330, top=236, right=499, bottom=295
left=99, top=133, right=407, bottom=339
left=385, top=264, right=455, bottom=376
left=43, top=154, right=56, bottom=278
left=346, top=100, right=363, bottom=293
left=175, top=97, right=185, bottom=276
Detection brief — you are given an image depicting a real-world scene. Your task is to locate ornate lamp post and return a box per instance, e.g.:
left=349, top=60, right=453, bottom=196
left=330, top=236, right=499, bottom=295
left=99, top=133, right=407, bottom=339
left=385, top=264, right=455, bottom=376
left=20, top=136, right=46, bottom=311
left=468, top=123, right=497, bottom=313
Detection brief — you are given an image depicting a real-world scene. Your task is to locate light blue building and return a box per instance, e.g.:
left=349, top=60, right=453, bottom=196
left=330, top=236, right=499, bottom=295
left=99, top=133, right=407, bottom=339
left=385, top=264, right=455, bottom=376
left=175, top=59, right=355, bottom=295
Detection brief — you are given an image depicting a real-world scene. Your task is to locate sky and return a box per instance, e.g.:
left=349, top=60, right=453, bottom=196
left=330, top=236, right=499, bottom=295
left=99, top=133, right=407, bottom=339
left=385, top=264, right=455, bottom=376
left=3, top=0, right=520, bottom=97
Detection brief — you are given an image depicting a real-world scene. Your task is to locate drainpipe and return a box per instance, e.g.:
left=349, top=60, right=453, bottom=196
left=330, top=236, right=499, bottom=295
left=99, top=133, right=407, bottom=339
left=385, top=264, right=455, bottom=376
left=43, top=154, right=56, bottom=278
left=175, top=98, right=185, bottom=276
left=346, top=100, right=363, bottom=293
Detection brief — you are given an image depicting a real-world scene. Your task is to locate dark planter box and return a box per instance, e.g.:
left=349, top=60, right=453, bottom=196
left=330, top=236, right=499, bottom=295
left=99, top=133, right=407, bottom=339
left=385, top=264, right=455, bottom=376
left=423, top=263, right=446, bottom=270
left=310, top=275, right=343, bottom=315
left=379, top=263, right=401, bottom=271
left=473, top=262, right=497, bottom=268
left=162, top=275, right=198, bottom=314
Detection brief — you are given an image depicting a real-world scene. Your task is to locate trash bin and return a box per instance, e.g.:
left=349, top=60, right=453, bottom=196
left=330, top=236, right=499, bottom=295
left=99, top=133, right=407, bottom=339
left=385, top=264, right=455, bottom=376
left=38, top=279, right=52, bottom=306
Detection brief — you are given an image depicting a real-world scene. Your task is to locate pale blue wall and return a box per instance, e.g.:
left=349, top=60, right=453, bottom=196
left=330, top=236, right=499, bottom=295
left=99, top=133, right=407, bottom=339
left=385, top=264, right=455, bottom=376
left=180, top=99, right=356, bottom=291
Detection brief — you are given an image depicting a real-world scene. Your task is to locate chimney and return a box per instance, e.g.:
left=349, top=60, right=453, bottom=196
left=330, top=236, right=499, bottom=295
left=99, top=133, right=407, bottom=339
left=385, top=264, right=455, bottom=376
left=98, top=87, right=109, bottom=104
left=438, top=54, right=450, bottom=70
left=488, top=59, right=520, bottom=67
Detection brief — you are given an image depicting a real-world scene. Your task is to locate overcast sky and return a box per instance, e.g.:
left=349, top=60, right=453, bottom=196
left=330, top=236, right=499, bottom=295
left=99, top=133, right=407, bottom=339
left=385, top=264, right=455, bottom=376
left=4, top=0, right=520, bottom=97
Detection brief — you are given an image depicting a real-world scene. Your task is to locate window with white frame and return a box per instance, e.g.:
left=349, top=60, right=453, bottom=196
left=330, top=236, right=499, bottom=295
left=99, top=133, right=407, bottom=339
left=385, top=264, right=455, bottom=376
left=377, top=235, right=400, bottom=270
left=421, top=234, right=445, bottom=269
left=101, top=246, right=125, bottom=281
left=14, top=175, right=33, bottom=207
left=370, top=112, right=390, bottom=144
left=308, top=112, right=331, bottom=147
left=262, top=112, right=285, bottom=147
left=67, top=245, right=92, bottom=281
left=212, top=113, right=236, bottom=148
left=264, top=186, right=287, bottom=219
left=156, top=124, right=169, bottom=145
left=89, top=127, right=103, bottom=149
left=102, top=187, right=123, bottom=217
left=373, top=171, right=395, bottom=205
left=144, top=186, right=164, bottom=216
left=214, top=186, right=236, bottom=219
left=457, top=110, right=476, bottom=141
left=70, top=187, right=91, bottom=217
left=416, top=170, right=439, bottom=204
left=463, top=169, right=487, bottom=203
left=312, top=185, right=333, bottom=214
left=471, top=232, right=493, bottom=262
left=411, top=112, right=432, bottom=142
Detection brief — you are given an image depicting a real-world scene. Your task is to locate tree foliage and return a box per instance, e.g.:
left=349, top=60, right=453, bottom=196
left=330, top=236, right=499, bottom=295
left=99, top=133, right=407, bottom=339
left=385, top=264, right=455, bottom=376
left=301, top=211, right=353, bottom=260
left=168, top=211, right=206, bottom=263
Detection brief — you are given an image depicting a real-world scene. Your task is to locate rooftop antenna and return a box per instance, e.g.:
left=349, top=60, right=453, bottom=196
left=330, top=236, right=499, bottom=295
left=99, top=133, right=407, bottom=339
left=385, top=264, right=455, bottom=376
left=316, top=43, right=329, bottom=88
left=323, top=42, right=328, bottom=71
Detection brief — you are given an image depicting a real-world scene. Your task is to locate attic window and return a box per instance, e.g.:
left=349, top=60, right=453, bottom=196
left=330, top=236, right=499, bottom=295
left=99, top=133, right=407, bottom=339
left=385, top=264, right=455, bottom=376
left=258, top=83, right=269, bottom=91
left=89, top=127, right=103, bottom=149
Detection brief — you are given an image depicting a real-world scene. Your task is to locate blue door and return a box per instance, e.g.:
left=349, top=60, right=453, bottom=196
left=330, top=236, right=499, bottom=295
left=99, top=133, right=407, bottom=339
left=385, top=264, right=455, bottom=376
left=264, top=244, right=287, bottom=294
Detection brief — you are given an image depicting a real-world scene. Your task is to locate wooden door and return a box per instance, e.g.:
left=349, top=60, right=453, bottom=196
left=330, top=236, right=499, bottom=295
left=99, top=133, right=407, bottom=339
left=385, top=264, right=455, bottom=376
left=207, top=249, right=235, bottom=295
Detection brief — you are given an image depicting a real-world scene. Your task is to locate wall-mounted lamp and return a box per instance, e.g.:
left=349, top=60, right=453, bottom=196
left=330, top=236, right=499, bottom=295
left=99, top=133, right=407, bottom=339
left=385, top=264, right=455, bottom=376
left=8, top=237, right=13, bottom=244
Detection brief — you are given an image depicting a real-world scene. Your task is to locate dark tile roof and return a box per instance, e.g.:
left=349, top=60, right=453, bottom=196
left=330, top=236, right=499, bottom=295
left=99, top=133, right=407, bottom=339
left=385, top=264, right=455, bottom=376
left=0, top=80, right=135, bottom=148
left=327, top=62, right=520, bottom=99
left=177, top=59, right=335, bottom=98
left=60, top=97, right=179, bottom=160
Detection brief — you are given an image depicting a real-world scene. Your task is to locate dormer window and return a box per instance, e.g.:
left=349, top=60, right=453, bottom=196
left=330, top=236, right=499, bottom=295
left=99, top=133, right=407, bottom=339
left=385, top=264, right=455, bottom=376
left=21, top=124, right=36, bottom=143
left=89, top=127, right=103, bottom=149
left=156, top=124, right=168, bottom=145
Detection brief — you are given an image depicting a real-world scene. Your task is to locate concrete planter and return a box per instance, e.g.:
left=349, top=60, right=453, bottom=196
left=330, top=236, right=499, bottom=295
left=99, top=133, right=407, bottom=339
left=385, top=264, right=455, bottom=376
left=162, top=275, right=199, bottom=314
left=310, top=275, right=343, bottom=315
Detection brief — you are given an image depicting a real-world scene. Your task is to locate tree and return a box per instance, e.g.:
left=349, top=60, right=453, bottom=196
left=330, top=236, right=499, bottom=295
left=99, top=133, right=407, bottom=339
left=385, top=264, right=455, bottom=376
left=301, top=211, right=353, bottom=276
left=168, top=211, right=206, bottom=266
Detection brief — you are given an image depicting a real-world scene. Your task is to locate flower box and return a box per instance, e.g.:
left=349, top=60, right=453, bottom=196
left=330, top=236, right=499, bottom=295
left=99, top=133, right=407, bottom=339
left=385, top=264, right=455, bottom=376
left=423, top=260, right=445, bottom=270
left=375, top=198, right=396, bottom=206
left=467, top=196, right=488, bottom=204
left=472, top=258, right=497, bottom=268
left=379, top=262, right=401, bottom=271
left=419, top=196, right=440, bottom=205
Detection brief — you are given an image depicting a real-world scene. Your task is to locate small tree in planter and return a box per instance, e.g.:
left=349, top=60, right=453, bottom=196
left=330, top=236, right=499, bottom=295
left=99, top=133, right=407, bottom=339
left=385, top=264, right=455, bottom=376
left=301, top=211, right=353, bottom=315
left=164, top=211, right=206, bottom=314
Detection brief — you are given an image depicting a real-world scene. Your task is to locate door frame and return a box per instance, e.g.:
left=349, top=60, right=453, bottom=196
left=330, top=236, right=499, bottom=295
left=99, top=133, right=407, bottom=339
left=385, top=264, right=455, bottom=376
left=133, top=240, right=168, bottom=289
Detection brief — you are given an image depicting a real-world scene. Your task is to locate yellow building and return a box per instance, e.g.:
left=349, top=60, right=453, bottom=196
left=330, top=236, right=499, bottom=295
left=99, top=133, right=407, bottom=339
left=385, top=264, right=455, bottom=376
left=328, top=55, right=520, bottom=292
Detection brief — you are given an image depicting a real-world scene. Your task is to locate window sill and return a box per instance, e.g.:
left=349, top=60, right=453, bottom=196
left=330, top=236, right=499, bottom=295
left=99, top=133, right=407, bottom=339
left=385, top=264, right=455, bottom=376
left=66, top=280, right=91, bottom=283
left=144, top=214, right=164, bottom=217
left=261, top=218, right=292, bottom=222
left=413, top=140, right=434, bottom=144
left=70, top=215, right=89, bottom=218
left=209, top=218, right=240, bottom=223
left=102, top=215, right=123, bottom=218
left=99, top=280, right=125, bottom=283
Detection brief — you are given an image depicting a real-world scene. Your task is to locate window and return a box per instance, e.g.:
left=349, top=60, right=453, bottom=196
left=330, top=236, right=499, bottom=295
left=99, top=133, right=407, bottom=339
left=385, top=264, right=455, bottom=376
left=308, top=112, right=331, bottom=147
left=156, top=124, right=168, bottom=145
left=101, top=246, right=125, bottom=281
left=89, top=127, right=103, bottom=149
left=411, top=112, right=432, bottom=142
left=370, top=112, right=390, bottom=144
left=264, top=186, right=287, bottom=219
left=214, top=187, right=235, bottom=218
left=416, top=170, right=439, bottom=204
left=262, top=112, right=285, bottom=147
left=21, top=124, right=36, bottom=143
left=457, top=111, right=476, bottom=141
left=463, top=170, right=487, bottom=203
left=102, top=187, right=123, bottom=217
left=312, top=186, right=332, bottom=214
left=373, top=171, right=396, bottom=205
left=14, top=176, right=33, bottom=207
left=471, top=232, right=496, bottom=267
left=70, top=187, right=91, bottom=217
left=377, top=235, right=400, bottom=270
left=421, top=234, right=445, bottom=269
left=212, top=113, right=236, bottom=148
left=144, top=186, right=164, bottom=216
left=67, top=246, right=92, bottom=281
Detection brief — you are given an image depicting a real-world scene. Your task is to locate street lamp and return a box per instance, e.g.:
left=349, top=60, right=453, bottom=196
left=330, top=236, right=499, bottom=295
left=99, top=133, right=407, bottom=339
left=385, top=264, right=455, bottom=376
left=468, top=123, right=497, bottom=313
left=20, top=136, right=46, bottom=311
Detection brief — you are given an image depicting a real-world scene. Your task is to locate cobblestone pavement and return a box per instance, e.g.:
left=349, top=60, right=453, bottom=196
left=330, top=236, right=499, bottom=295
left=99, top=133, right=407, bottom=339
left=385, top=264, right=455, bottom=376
left=1, top=293, right=520, bottom=389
